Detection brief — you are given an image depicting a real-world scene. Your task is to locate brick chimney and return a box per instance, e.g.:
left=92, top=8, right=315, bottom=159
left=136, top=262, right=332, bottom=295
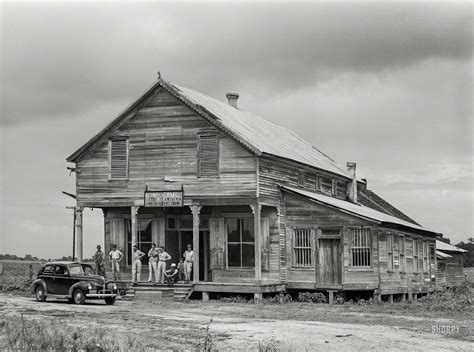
left=346, top=162, right=358, bottom=203
left=226, top=93, right=239, bottom=109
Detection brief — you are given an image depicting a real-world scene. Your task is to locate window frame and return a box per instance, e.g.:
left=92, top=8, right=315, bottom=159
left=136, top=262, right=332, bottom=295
left=349, top=227, right=372, bottom=268
left=292, top=228, right=314, bottom=268
left=398, top=234, right=406, bottom=273
left=226, top=218, right=255, bottom=269
left=197, top=131, right=220, bottom=178
left=108, top=137, right=129, bottom=180
left=413, top=239, right=419, bottom=273
left=387, top=233, right=394, bottom=271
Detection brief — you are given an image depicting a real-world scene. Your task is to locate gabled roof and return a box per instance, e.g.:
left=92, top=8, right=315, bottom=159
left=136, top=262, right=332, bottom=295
left=67, top=78, right=350, bottom=179
left=281, top=186, right=441, bottom=236
left=436, top=240, right=467, bottom=253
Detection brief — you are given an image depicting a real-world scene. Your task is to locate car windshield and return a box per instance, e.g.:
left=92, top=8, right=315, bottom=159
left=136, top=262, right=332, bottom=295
left=68, top=265, right=84, bottom=276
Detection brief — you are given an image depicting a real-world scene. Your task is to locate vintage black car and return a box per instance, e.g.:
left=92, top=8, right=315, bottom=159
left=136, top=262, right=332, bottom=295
left=30, top=262, right=118, bottom=305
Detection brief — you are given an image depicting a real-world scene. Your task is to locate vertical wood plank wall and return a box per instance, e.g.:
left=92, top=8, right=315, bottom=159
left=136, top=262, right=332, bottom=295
left=75, top=89, right=257, bottom=207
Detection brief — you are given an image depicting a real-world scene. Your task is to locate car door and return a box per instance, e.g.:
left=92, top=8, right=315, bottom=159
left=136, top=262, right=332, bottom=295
left=40, top=265, right=55, bottom=294
left=51, top=265, right=71, bottom=295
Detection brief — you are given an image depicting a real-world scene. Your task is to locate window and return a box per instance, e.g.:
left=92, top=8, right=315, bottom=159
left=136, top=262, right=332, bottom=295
left=54, top=266, right=68, bottom=275
left=413, top=240, right=419, bottom=273
left=399, top=235, right=406, bottom=272
left=331, top=180, right=337, bottom=196
left=227, top=218, right=254, bottom=268
left=42, top=265, right=54, bottom=274
left=320, top=177, right=333, bottom=195
left=198, top=132, right=219, bottom=177
left=423, top=241, right=428, bottom=272
left=350, top=228, right=371, bottom=267
left=127, top=219, right=153, bottom=266
left=418, top=240, right=423, bottom=273
left=387, top=234, right=394, bottom=271
left=293, top=228, right=313, bottom=267
left=429, top=245, right=435, bottom=270
left=109, top=138, right=129, bottom=179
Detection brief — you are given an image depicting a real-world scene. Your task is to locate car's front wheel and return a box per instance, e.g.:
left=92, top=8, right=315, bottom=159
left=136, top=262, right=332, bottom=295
left=73, top=289, right=86, bottom=305
left=35, top=286, right=46, bottom=302
left=104, top=297, right=116, bottom=305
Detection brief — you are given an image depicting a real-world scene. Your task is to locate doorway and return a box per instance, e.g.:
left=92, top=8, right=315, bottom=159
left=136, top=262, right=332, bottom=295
left=318, top=238, right=342, bottom=285
left=176, top=231, right=210, bottom=282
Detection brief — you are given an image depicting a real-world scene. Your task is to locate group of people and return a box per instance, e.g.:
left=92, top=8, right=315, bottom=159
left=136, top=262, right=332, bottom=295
left=92, top=243, right=194, bottom=286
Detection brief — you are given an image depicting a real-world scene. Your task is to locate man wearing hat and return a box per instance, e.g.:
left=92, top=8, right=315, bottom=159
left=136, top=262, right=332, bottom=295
left=109, top=244, right=123, bottom=281
left=131, top=244, right=145, bottom=286
left=93, top=245, right=106, bottom=277
left=156, top=246, right=171, bottom=285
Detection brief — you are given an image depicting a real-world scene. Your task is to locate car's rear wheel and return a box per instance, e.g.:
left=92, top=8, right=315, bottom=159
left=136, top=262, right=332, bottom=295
left=73, top=289, right=86, bottom=305
left=105, top=297, right=116, bottom=305
left=35, top=286, right=46, bottom=302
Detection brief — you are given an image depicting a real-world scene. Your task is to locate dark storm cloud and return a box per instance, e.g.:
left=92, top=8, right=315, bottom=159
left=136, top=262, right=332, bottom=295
left=1, top=2, right=471, bottom=125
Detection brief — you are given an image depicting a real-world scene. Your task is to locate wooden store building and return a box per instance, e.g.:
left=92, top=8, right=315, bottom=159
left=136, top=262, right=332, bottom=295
left=66, top=74, right=443, bottom=302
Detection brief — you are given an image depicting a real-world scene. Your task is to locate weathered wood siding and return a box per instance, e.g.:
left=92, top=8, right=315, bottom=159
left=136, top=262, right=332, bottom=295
left=284, top=192, right=378, bottom=289
left=258, top=156, right=348, bottom=202
left=76, top=88, right=257, bottom=207
left=284, top=192, right=437, bottom=293
left=444, top=253, right=465, bottom=287
left=377, top=230, right=436, bottom=294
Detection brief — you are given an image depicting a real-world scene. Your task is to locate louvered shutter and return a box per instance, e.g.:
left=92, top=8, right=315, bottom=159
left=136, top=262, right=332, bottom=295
left=198, top=133, right=219, bottom=177
left=109, top=139, right=128, bottom=179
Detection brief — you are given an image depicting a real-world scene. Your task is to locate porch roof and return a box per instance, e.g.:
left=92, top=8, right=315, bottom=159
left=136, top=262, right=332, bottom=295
left=436, top=240, right=467, bottom=253
left=436, top=250, right=452, bottom=259
left=281, top=186, right=441, bottom=236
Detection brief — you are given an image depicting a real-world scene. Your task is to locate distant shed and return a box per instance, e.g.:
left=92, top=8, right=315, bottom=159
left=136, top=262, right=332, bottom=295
left=436, top=240, right=467, bottom=288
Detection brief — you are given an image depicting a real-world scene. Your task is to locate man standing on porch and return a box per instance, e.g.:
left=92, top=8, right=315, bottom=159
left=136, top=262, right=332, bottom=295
left=131, top=245, right=145, bottom=286
left=156, top=247, right=171, bottom=285
left=183, top=244, right=194, bottom=283
left=109, top=244, right=123, bottom=281
left=93, top=245, right=106, bottom=277
left=147, top=243, right=159, bottom=283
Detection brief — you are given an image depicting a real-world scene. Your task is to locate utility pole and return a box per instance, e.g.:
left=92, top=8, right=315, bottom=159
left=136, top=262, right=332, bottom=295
left=66, top=206, right=76, bottom=261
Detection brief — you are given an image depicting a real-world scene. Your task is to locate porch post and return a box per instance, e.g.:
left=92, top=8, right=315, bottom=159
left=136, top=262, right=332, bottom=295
left=76, top=207, right=83, bottom=262
left=251, top=202, right=262, bottom=283
left=131, top=205, right=139, bottom=247
left=191, top=205, right=202, bottom=282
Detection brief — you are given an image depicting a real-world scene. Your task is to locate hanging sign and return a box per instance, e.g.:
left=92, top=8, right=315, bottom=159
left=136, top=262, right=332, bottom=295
left=144, top=190, right=183, bottom=207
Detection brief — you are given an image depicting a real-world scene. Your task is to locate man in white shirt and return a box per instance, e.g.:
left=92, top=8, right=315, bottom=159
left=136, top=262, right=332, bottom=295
left=183, top=244, right=194, bottom=283
left=108, top=244, right=123, bottom=281
left=131, top=244, right=145, bottom=286
left=156, top=247, right=171, bottom=285
left=147, top=243, right=159, bottom=283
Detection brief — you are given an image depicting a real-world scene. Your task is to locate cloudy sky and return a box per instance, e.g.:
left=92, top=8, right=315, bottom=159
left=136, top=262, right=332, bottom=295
left=0, top=2, right=472, bottom=259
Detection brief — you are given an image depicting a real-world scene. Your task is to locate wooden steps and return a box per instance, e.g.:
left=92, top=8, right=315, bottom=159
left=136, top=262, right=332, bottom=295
left=126, top=283, right=193, bottom=302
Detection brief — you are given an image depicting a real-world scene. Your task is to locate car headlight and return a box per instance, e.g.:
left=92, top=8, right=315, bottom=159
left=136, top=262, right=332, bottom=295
left=113, top=284, right=117, bottom=290
left=87, top=283, right=92, bottom=290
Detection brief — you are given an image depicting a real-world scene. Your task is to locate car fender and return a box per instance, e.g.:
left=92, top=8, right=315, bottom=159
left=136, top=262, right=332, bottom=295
left=30, top=279, right=47, bottom=295
left=68, top=282, right=90, bottom=298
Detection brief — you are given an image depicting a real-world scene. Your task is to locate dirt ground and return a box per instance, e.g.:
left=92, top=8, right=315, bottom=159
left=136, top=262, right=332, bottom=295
left=0, top=293, right=472, bottom=351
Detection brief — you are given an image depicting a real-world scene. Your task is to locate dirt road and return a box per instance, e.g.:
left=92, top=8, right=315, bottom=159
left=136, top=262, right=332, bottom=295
left=0, top=293, right=472, bottom=351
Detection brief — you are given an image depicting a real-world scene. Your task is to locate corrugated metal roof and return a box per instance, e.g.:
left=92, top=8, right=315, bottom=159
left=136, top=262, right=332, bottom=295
left=281, top=186, right=439, bottom=235
left=436, top=250, right=452, bottom=259
left=436, top=240, right=467, bottom=253
left=166, top=81, right=350, bottom=178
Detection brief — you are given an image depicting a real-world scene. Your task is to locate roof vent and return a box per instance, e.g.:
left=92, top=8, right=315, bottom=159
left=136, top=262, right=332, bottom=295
left=226, top=93, right=239, bottom=109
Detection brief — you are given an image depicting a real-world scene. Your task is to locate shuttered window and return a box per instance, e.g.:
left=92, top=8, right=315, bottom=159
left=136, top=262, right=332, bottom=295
left=350, top=228, right=371, bottom=267
left=198, top=133, right=219, bottom=177
left=387, top=234, right=394, bottom=270
left=293, top=228, right=313, bottom=267
left=109, top=138, right=128, bottom=179
left=399, top=235, right=406, bottom=272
